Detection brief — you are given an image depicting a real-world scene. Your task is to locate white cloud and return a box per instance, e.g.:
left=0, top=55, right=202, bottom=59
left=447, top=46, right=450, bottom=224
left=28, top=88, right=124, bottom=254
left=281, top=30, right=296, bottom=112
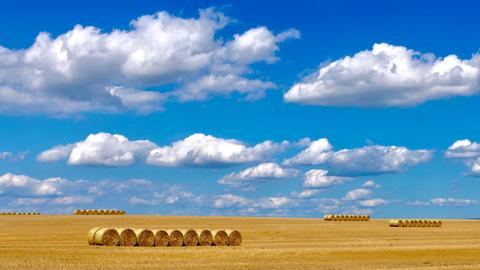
left=303, top=169, right=350, bottom=188
left=147, top=133, right=287, bottom=167
left=254, top=196, right=293, bottom=209
left=344, top=188, right=372, bottom=201
left=284, top=138, right=432, bottom=176
left=284, top=43, right=480, bottom=107
left=445, top=139, right=480, bottom=176
left=359, top=199, right=388, bottom=207
left=218, top=162, right=298, bottom=188
left=52, top=195, right=94, bottom=205
left=0, top=173, right=65, bottom=196
left=38, top=132, right=157, bottom=166
left=297, top=189, right=321, bottom=198
left=0, top=9, right=298, bottom=116
left=0, top=152, right=12, bottom=160
left=362, top=180, right=380, bottom=188
left=213, top=194, right=250, bottom=208
left=430, top=197, right=478, bottom=206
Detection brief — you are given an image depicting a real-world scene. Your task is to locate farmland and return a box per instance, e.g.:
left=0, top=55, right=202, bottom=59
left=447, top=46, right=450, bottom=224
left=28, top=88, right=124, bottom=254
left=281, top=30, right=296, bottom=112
left=0, top=215, right=479, bottom=269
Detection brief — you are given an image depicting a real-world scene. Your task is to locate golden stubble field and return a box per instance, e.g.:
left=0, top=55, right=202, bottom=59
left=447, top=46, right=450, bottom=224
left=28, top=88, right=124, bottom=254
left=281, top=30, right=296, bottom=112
left=0, top=215, right=479, bottom=269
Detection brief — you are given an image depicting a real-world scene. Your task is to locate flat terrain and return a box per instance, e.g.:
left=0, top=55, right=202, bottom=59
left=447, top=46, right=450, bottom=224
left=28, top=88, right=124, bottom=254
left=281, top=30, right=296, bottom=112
left=0, top=216, right=479, bottom=269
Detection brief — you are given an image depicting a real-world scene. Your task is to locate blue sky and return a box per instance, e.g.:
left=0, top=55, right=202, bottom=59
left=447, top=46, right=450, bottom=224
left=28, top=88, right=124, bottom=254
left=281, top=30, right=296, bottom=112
left=0, top=0, right=479, bottom=218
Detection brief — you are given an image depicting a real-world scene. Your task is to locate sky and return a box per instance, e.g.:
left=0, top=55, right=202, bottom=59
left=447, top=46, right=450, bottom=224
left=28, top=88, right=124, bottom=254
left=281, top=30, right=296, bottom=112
left=0, top=0, right=479, bottom=218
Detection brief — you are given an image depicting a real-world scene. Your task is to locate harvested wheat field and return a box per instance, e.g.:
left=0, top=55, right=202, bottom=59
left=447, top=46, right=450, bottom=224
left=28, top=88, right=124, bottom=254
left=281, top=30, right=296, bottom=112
left=0, top=215, right=479, bottom=269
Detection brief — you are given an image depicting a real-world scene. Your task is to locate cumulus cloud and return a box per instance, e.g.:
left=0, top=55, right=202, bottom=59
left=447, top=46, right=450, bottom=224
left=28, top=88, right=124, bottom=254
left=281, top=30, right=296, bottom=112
left=297, top=189, right=321, bottom=198
left=218, top=162, right=298, bottom=189
left=303, top=169, right=350, bottom=188
left=0, top=9, right=298, bottom=116
left=362, top=180, right=380, bottom=188
left=147, top=133, right=287, bottom=167
left=0, top=152, right=12, bottom=160
left=430, top=197, right=478, bottom=206
left=445, top=139, right=480, bottom=176
left=284, top=43, right=480, bottom=107
left=38, top=132, right=157, bottom=166
left=254, top=196, right=293, bottom=209
left=0, top=151, right=29, bottom=161
left=0, top=173, right=67, bottom=196
left=213, top=194, right=250, bottom=208
left=358, top=199, right=388, bottom=207
left=284, top=138, right=432, bottom=176
left=344, top=188, right=372, bottom=201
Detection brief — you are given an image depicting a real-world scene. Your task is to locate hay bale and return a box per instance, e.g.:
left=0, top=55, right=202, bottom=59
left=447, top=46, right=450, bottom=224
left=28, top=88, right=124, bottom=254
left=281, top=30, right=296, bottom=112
left=323, top=214, right=332, bottom=221
left=79, top=210, right=86, bottom=215
left=332, top=215, right=339, bottom=221
left=134, top=229, right=154, bottom=247
left=211, top=230, right=229, bottom=246
left=99, top=210, right=106, bottom=215
left=196, top=229, right=213, bottom=246
left=436, top=220, right=442, bottom=227
left=389, top=220, right=401, bottom=227
left=117, top=228, right=137, bottom=246
left=225, top=230, right=242, bottom=246
left=93, top=228, right=119, bottom=246
left=87, top=227, right=101, bottom=245
left=120, top=210, right=126, bottom=215
left=152, top=229, right=169, bottom=247
left=402, top=220, right=410, bottom=227
left=181, top=229, right=199, bottom=246
left=166, top=230, right=184, bottom=247
left=92, top=210, right=100, bottom=215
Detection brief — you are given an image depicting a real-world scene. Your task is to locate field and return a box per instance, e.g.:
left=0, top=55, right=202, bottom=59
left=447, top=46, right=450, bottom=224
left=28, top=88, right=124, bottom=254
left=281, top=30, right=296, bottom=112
left=1, top=216, right=480, bottom=269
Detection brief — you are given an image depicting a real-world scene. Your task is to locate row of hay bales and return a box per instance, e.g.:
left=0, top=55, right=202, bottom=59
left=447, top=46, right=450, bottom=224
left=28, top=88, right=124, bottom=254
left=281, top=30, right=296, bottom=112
left=0, top=212, right=40, bottom=215
left=74, top=209, right=126, bottom=215
left=87, top=227, right=242, bottom=247
left=390, top=219, right=442, bottom=227
left=323, top=214, right=370, bottom=221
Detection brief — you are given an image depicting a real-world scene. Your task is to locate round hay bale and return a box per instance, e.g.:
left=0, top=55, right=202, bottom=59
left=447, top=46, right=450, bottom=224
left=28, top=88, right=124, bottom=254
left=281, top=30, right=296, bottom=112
left=116, top=228, right=137, bottom=246
left=166, top=230, right=184, bottom=247
left=323, top=214, right=333, bottom=221
left=134, top=229, right=154, bottom=247
left=119, top=210, right=126, bottom=215
left=93, top=228, right=119, bottom=246
left=389, top=220, right=401, bottom=227
left=331, top=215, right=339, bottom=221
left=402, top=220, right=410, bottom=227
left=79, top=210, right=86, bottom=215
left=73, top=210, right=81, bottom=215
left=99, top=210, right=105, bottom=215
left=225, top=230, right=242, bottom=246
left=92, top=210, right=100, bottom=215
left=181, top=229, right=199, bottom=246
left=196, top=229, right=213, bottom=246
left=87, top=227, right=102, bottom=245
left=152, top=229, right=169, bottom=247
left=211, top=230, right=229, bottom=246
left=436, top=220, right=442, bottom=227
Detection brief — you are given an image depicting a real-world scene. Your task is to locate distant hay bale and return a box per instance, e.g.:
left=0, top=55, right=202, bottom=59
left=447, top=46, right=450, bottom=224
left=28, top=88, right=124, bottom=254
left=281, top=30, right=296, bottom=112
left=196, top=229, right=213, bottom=246
left=134, top=229, right=154, bottom=247
left=402, top=220, right=410, bottom=227
left=166, top=230, right=184, bottom=247
left=80, top=210, right=87, bottom=215
left=120, top=210, right=126, bottom=215
left=323, top=214, right=333, bottom=221
left=74, top=210, right=81, bottom=215
left=332, top=215, right=339, bottom=221
left=181, top=229, right=199, bottom=246
left=99, top=210, right=106, bottom=215
left=117, top=228, right=137, bottom=246
left=92, top=210, right=100, bottom=215
left=94, top=228, right=120, bottom=246
left=87, top=227, right=101, bottom=245
left=435, top=221, right=442, bottom=227
left=211, top=230, right=229, bottom=246
left=389, top=220, right=401, bottom=227
left=153, top=229, right=169, bottom=247
left=225, top=230, right=242, bottom=246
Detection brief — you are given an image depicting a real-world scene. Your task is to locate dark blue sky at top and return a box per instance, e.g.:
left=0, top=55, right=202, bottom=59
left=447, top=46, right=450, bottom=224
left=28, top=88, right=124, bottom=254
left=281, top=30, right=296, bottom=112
left=0, top=0, right=479, bottom=217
